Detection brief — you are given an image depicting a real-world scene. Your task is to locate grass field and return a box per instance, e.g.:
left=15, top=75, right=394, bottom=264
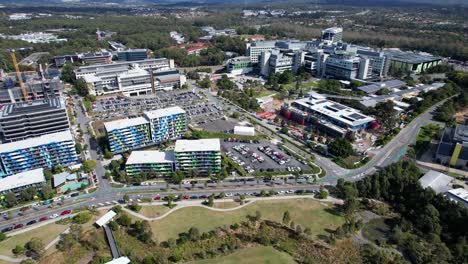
left=185, top=246, right=297, bottom=264
left=150, top=199, right=342, bottom=242
left=138, top=205, right=171, bottom=218
left=362, top=218, right=392, bottom=245
left=212, top=201, right=242, bottom=209
left=0, top=223, right=69, bottom=257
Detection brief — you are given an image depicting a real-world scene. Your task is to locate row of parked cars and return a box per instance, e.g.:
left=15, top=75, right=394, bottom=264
left=258, top=146, right=290, bottom=165
left=1, top=210, right=72, bottom=233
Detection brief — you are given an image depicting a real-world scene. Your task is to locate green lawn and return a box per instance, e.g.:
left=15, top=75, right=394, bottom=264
left=281, top=80, right=318, bottom=92
left=185, top=246, right=296, bottom=264
left=139, top=205, right=171, bottom=218
left=0, top=223, right=69, bottom=256
left=150, top=199, right=343, bottom=242
left=212, top=201, right=242, bottom=209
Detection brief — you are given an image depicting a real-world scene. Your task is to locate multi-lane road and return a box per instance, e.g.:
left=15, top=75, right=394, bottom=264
left=0, top=84, right=450, bottom=234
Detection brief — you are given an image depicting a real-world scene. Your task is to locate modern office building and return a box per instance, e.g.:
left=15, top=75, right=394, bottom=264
left=174, top=139, right=221, bottom=175
left=125, top=151, right=176, bottom=176
left=280, top=92, right=375, bottom=137
left=227, top=56, right=253, bottom=75
left=108, top=41, right=126, bottom=51
left=321, top=27, right=343, bottom=45
left=104, top=117, right=151, bottom=154
left=246, top=41, right=277, bottom=63
left=323, top=53, right=361, bottom=80
left=0, top=97, right=70, bottom=143
left=0, top=168, right=46, bottom=196
left=260, top=49, right=294, bottom=76
left=384, top=49, right=442, bottom=74
left=435, top=124, right=468, bottom=170
left=79, top=51, right=112, bottom=65
left=75, top=59, right=182, bottom=96
left=144, top=106, right=187, bottom=144
left=0, top=130, right=78, bottom=177
left=117, top=49, right=148, bottom=61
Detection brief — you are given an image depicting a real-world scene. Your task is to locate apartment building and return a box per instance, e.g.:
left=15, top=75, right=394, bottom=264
left=144, top=106, right=187, bottom=144
left=125, top=151, right=176, bottom=176
left=104, top=106, right=188, bottom=154
left=0, top=168, right=46, bottom=196
left=0, top=130, right=78, bottom=177
left=174, top=139, right=221, bottom=175
left=0, top=97, right=70, bottom=143
left=104, top=117, right=151, bottom=154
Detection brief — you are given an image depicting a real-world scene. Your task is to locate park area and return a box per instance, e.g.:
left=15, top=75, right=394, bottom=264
left=148, top=198, right=343, bottom=242
left=186, top=246, right=296, bottom=264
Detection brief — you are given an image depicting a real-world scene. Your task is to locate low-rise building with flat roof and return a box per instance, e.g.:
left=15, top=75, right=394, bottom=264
left=435, top=124, right=468, bottom=171
left=174, top=139, right=221, bottom=175
left=384, top=49, right=442, bottom=74
left=0, top=168, right=45, bottom=196
left=125, top=151, right=176, bottom=176
left=418, top=170, right=453, bottom=194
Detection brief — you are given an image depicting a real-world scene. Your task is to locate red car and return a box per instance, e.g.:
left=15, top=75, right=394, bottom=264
left=60, top=210, right=72, bottom=216
left=153, top=196, right=161, bottom=200
left=13, top=224, right=24, bottom=229
left=183, top=195, right=189, bottom=200
left=39, top=216, right=48, bottom=222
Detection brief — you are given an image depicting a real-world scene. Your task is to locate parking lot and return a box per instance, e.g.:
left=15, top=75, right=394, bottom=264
left=221, top=140, right=311, bottom=174
left=92, top=90, right=225, bottom=124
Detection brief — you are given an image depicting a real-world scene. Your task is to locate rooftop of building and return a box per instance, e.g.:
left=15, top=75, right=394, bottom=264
left=358, top=80, right=407, bottom=94
left=0, top=97, right=65, bottom=118
left=0, top=129, right=74, bottom=153
left=0, top=168, right=45, bottom=193
left=174, top=139, right=220, bottom=152
left=144, top=106, right=185, bottom=120
left=322, top=27, right=343, bottom=33
left=447, top=188, right=468, bottom=204
left=418, top=170, right=453, bottom=194
left=453, top=124, right=468, bottom=143
left=53, top=171, right=77, bottom=188
left=293, top=92, right=375, bottom=127
left=229, top=56, right=251, bottom=63
left=117, top=49, right=148, bottom=53
left=126, top=150, right=176, bottom=165
left=384, top=49, right=441, bottom=64
left=104, top=117, right=149, bottom=132
left=75, top=58, right=170, bottom=74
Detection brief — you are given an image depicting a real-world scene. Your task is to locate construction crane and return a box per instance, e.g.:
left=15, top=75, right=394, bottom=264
left=10, top=49, right=29, bottom=102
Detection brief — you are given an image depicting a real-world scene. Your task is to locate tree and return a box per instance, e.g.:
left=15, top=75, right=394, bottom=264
left=104, top=148, right=112, bottom=159
left=82, top=159, right=97, bottom=173
left=123, top=194, right=130, bottom=202
left=25, top=237, right=45, bottom=259
left=0, top=232, right=6, bottom=242
left=5, top=192, right=17, bottom=207
left=206, top=193, right=215, bottom=207
left=56, top=233, right=76, bottom=251
left=128, top=202, right=142, bottom=212
left=188, top=227, right=200, bottom=241
left=72, top=212, right=92, bottom=224
left=117, top=213, right=132, bottom=227
left=167, top=194, right=176, bottom=208
left=296, top=224, right=303, bottom=234
left=12, top=245, right=25, bottom=256
left=304, top=227, right=312, bottom=236
left=318, top=185, right=328, bottom=199
left=327, top=138, right=354, bottom=158
left=41, top=184, right=54, bottom=200
left=254, top=210, right=262, bottom=221
left=372, top=100, right=398, bottom=131
left=171, top=170, right=185, bottom=183
left=282, top=211, right=291, bottom=225
left=75, top=143, right=82, bottom=154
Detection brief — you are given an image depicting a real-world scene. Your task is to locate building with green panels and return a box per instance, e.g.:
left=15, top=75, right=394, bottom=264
left=174, top=139, right=221, bottom=175
left=227, top=56, right=253, bottom=75
left=384, top=50, right=442, bottom=74
left=104, top=117, right=151, bottom=154
left=125, top=151, right=175, bottom=177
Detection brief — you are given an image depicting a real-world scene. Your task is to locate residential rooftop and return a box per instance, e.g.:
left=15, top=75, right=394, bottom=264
left=0, top=168, right=45, bottom=193
left=0, top=130, right=74, bottom=153
left=126, top=151, right=176, bottom=165
left=144, top=106, right=185, bottom=120
left=174, top=139, right=221, bottom=152
left=104, top=117, right=149, bottom=132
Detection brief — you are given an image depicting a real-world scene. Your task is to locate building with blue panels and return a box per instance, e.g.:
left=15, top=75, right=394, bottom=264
left=144, top=106, right=187, bottom=144
left=104, top=117, right=151, bottom=154
left=0, top=130, right=78, bottom=177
